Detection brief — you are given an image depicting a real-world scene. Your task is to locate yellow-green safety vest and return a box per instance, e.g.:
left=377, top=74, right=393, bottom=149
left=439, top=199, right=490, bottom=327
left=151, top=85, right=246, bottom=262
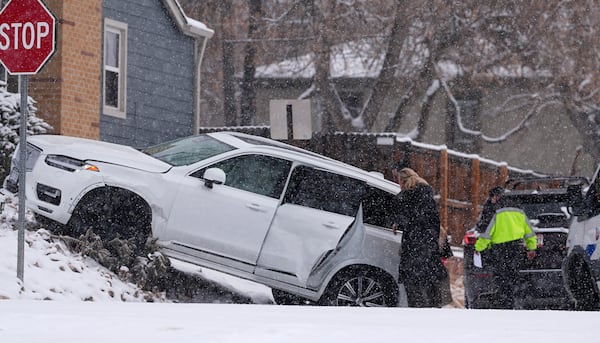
left=475, top=207, right=537, bottom=252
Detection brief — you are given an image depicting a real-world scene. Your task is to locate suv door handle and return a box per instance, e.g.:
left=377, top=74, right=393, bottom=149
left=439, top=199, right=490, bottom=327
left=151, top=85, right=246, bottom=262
left=246, top=203, right=265, bottom=212
left=323, top=222, right=340, bottom=230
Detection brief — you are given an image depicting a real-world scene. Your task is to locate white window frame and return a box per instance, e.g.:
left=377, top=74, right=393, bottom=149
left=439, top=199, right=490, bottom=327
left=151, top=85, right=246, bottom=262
left=103, top=19, right=128, bottom=118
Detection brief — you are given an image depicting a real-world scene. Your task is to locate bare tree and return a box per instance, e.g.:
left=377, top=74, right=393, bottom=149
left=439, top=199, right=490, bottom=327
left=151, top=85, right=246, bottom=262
left=181, top=0, right=600, bottom=166
left=239, top=0, right=262, bottom=125
left=439, top=1, right=600, bottom=162
left=220, top=0, right=237, bottom=126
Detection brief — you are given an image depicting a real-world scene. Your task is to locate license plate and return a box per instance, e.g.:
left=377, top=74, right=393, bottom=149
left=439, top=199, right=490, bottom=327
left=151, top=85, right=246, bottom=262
left=7, top=167, right=19, bottom=184
left=536, top=233, right=544, bottom=247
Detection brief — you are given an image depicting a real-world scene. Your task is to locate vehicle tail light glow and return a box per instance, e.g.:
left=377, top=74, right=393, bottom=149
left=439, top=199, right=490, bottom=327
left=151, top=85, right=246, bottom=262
left=463, top=232, right=478, bottom=245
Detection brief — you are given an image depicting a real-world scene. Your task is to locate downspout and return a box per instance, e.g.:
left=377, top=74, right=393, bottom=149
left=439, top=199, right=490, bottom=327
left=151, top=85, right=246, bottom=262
left=194, top=36, right=208, bottom=134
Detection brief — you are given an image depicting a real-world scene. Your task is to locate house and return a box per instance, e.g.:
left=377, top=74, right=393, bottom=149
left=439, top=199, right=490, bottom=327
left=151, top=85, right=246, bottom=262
left=246, top=41, right=596, bottom=177
left=0, top=0, right=213, bottom=148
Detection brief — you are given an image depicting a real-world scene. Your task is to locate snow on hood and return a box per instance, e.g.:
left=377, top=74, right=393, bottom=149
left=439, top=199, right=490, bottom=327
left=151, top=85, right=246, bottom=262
left=27, top=135, right=171, bottom=173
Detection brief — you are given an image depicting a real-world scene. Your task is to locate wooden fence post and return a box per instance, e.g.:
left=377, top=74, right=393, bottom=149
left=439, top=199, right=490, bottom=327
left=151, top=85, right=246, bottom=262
left=500, top=163, right=509, bottom=184
left=440, top=149, right=448, bottom=232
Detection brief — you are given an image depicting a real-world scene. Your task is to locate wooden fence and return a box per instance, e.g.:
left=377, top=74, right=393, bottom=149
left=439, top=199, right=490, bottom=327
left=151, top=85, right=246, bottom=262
left=199, top=127, right=544, bottom=245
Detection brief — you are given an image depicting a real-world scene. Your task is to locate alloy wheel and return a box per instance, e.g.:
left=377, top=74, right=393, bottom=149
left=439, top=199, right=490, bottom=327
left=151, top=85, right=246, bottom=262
left=333, top=275, right=387, bottom=307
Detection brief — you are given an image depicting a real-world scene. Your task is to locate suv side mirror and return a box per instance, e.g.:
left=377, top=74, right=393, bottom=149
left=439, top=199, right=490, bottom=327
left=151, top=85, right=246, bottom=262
left=203, top=168, right=226, bottom=189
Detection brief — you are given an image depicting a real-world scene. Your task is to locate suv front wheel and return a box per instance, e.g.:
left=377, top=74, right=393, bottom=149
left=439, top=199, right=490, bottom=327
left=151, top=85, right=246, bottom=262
left=566, top=256, right=599, bottom=311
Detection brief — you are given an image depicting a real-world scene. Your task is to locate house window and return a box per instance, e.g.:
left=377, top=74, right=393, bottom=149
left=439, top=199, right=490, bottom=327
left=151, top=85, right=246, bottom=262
left=103, top=19, right=127, bottom=118
left=0, top=64, right=19, bottom=93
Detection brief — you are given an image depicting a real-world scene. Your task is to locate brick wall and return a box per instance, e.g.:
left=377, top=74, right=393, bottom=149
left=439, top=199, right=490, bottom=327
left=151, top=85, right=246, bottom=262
left=29, top=0, right=102, bottom=139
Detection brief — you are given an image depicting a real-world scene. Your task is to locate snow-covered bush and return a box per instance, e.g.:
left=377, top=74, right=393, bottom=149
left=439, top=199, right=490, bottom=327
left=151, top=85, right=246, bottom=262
left=60, top=229, right=171, bottom=298
left=0, top=85, right=53, bottom=179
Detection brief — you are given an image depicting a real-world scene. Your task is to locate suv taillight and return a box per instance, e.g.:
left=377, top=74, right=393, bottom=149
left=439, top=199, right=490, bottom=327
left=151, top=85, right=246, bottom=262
left=463, top=232, right=478, bottom=245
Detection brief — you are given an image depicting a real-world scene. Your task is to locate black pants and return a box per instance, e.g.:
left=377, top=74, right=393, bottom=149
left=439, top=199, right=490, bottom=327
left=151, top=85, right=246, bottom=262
left=488, top=240, right=526, bottom=309
left=404, top=278, right=442, bottom=308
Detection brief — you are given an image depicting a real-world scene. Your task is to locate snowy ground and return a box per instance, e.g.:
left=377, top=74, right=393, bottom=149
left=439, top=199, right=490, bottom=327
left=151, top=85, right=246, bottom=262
left=1, top=191, right=597, bottom=342
left=2, top=298, right=598, bottom=343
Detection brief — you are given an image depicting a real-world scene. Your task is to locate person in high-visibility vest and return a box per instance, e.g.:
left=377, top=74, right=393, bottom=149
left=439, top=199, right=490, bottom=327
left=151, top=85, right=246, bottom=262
left=475, top=199, right=537, bottom=309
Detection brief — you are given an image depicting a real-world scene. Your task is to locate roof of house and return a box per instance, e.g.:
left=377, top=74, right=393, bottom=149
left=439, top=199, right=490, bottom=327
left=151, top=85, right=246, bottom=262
left=255, top=39, right=384, bottom=79
left=253, top=37, right=552, bottom=81
left=162, top=0, right=214, bottom=39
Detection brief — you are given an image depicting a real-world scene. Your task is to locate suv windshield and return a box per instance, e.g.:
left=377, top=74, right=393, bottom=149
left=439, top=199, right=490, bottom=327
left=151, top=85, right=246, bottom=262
left=143, top=135, right=235, bottom=166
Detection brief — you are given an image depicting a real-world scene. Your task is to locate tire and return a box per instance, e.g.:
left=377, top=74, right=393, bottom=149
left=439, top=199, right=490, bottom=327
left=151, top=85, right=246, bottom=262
left=319, top=268, right=397, bottom=307
left=568, top=258, right=599, bottom=311
left=34, top=214, right=66, bottom=234
left=271, top=289, right=308, bottom=305
left=67, top=187, right=151, bottom=252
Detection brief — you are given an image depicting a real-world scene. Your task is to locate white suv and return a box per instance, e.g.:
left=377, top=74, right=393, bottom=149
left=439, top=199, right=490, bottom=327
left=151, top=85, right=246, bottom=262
left=5, top=132, right=403, bottom=306
left=563, top=164, right=600, bottom=310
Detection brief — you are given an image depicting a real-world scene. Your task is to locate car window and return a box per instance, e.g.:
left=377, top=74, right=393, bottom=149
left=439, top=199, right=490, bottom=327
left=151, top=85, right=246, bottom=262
left=143, top=134, right=235, bottom=166
left=362, top=186, right=397, bottom=228
left=193, top=154, right=292, bottom=199
left=283, top=165, right=366, bottom=216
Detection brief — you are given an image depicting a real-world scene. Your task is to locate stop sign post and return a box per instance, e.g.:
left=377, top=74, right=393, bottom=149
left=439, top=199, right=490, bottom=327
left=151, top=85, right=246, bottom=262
left=0, top=0, right=56, bottom=282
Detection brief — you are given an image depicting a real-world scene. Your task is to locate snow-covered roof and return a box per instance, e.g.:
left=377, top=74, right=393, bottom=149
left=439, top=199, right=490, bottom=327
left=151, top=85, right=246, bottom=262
left=255, top=39, right=384, bottom=79
left=162, top=0, right=214, bottom=39
left=255, top=38, right=552, bottom=80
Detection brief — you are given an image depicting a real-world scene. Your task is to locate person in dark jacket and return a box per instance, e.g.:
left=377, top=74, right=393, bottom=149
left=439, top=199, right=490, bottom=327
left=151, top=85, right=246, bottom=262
left=392, top=167, right=448, bottom=308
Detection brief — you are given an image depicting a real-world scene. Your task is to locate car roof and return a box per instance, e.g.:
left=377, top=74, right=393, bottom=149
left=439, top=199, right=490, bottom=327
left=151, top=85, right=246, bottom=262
left=207, top=131, right=400, bottom=193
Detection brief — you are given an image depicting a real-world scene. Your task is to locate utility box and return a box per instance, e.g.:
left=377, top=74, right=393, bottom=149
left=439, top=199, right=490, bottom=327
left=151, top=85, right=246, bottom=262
left=269, top=99, right=312, bottom=140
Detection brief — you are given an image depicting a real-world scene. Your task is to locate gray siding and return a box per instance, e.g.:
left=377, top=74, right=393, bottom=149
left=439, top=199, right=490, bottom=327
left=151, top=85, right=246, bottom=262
left=101, top=0, right=196, bottom=149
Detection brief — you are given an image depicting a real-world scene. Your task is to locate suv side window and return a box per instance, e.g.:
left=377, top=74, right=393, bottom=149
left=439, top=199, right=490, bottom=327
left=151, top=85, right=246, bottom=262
left=362, top=186, right=397, bottom=228
left=283, top=165, right=366, bottom=216
left=192, top=154, right=292, bottom=198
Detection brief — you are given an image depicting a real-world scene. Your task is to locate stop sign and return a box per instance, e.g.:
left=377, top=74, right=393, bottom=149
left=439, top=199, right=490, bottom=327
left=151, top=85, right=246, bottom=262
left=0, top=0, right=56, bottom=75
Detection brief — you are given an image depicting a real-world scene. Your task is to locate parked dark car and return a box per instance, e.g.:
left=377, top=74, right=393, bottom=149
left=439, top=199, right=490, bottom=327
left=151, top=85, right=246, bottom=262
left=463, top=177, right=587, bottom=309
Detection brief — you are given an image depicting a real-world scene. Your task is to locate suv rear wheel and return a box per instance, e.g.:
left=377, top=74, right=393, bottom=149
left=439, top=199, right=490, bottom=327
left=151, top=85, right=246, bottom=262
left=319, top=267, right=397, bottom=307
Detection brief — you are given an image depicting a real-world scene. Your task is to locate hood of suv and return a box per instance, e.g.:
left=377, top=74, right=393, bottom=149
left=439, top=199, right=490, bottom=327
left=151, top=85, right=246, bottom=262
left=28, top=135, right=171, bottom=173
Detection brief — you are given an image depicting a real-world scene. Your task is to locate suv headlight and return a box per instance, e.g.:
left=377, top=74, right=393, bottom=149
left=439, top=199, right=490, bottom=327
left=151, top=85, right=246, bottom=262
left=45, top=155, right=100, bottom=172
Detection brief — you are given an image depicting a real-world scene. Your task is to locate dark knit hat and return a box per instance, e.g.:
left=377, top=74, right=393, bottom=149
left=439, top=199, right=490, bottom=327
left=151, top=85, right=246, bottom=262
left=489, top=186, right=504, bottom=197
